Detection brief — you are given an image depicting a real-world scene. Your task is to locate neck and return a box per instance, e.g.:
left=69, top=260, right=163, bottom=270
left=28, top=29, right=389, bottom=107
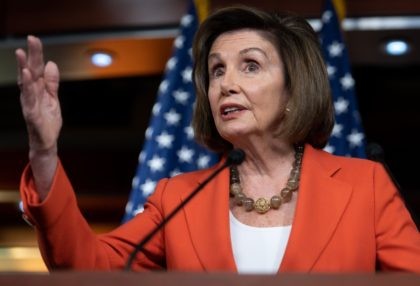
left=233, top=141, right=296, bottom=177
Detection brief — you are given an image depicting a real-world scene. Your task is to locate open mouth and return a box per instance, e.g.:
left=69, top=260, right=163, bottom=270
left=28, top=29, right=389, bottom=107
left=221, top=104, right=245, bottom=116
left=222, top=106, right=242, bottom=115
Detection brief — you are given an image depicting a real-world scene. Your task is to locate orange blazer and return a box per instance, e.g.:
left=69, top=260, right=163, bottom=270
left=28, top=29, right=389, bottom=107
left=20, top=144, right=420, bottom=272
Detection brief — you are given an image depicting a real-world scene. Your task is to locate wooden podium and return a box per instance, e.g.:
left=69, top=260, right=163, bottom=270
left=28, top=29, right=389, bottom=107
left=0, top=272, right=419, bottom=286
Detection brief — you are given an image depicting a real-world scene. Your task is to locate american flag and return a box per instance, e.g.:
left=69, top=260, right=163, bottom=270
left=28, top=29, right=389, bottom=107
left=123, top=0, right=218, bottom=222
left=320, top=0, right=366, bottom=157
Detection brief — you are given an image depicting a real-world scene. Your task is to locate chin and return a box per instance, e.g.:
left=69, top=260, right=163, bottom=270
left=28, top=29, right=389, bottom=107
left=219, top=129, right=252, bottom=142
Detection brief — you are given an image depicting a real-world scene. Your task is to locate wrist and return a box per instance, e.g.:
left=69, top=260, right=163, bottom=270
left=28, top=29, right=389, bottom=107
left=29, top=144, right=58, bottom=161
left=28, top=146, right=58, bottom=201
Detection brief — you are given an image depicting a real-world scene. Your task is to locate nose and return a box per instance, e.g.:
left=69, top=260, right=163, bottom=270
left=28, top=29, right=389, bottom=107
left=220, top=68, right=240, bottom=96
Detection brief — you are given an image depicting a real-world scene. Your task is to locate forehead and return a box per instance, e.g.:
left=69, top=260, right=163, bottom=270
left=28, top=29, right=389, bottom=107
left=209, top=29, right=277, bottom=54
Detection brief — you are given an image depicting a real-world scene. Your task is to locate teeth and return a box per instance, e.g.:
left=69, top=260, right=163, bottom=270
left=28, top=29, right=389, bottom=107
left=223, top=107, right=240, bottom=115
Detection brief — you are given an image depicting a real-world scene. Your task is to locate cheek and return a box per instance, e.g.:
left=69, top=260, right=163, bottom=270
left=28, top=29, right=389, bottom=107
left=254, top=84, right=288, bottom=115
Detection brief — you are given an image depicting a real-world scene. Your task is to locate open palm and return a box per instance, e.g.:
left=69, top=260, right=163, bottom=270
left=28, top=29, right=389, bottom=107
left=16, top=36, right=62, bottom=154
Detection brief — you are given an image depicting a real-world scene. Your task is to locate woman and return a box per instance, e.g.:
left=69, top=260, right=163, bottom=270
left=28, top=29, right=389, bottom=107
left=17, top=6, right=420, bottom=273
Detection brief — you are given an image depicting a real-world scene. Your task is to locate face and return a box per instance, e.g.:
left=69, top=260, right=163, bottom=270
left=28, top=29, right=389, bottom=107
left=207, top=29, right=289, bottom=145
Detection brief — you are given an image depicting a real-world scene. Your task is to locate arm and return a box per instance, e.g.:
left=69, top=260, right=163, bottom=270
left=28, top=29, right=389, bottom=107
left=20, top=160, right=167, bottom=270
left=17, top=36, right=166, bottom=271
left=374, top=163, right=420, bottom=271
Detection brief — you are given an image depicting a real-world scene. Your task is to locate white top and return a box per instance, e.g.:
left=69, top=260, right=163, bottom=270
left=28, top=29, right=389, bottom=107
left=229, top=211, right=292, bottom=274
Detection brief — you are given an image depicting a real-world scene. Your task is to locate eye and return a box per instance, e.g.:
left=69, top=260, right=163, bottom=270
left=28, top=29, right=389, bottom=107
left=244, top=61, right=260, bottom=73
left=209, top=64, right=225, bottom=78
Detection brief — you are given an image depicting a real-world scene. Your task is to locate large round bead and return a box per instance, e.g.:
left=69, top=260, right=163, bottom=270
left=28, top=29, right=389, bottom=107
left=270, top=195, right=282, bottom=209
left=280, top=188, right=293, bottom=203
left=290, top=168, right=300, bottom=180
left=254, top=198, right=270, bottom=214
left=286, top=178, right=299, bottom=190
left=234, top=193, right=245, bottom=206
left=243, top=198, right=255, bottom=212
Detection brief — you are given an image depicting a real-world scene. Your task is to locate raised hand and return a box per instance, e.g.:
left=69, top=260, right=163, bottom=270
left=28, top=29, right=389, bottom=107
left=16, top=36, right=62, bottom=199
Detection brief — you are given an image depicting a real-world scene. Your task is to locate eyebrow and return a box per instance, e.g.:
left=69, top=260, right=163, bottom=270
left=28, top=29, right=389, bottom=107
left=239, top=47, right=268, bottom=58
left=208, top=47, right=269, bottom=62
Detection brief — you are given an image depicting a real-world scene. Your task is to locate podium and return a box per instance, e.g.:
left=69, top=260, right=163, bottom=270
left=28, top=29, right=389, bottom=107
left=0, top=272, right=419, bottom=286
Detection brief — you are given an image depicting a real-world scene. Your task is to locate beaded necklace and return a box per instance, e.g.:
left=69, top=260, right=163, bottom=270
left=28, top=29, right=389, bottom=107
left=229, top=145, right=304, bottom=214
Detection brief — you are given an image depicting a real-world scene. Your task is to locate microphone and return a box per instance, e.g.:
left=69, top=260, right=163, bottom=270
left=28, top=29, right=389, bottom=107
left=124, top=148, right=245, bottom=271
left=366, top=142, right=401, bottom=190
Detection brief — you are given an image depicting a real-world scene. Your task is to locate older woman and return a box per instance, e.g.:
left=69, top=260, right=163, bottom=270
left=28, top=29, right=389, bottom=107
left=17, top=6, right=420, bottom=273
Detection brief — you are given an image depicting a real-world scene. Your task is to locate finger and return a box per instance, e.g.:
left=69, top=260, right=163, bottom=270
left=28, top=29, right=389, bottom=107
left=20, top=68, right=37, bottom=108
left=44, top=61, right=60, bottom=97
left=27, top=35, right=45, bottom=80
left=15, top=49, right=28, bottom=89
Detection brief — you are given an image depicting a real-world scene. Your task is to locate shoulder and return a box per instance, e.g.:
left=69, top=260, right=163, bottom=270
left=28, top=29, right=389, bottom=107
left=305, top=144, right=376, bottom=169
left=304, top=144, right=386, bottom=182
left=304, top=145, right=397, bottom=194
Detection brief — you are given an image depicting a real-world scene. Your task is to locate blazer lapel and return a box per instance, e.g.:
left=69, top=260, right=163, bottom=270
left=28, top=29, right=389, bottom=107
left=181, top=159, right=237, bottom=271
left=280, top=145, right=353, bottom=272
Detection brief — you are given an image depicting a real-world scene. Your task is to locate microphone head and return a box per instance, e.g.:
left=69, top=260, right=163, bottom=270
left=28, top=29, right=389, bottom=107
left=227, top=149, right=245, bottom=165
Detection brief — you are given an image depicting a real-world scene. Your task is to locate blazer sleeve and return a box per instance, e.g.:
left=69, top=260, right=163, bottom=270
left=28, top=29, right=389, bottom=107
left=374, top=163, right=420, bottom=271
left=20, top=159, right=169, bottom=271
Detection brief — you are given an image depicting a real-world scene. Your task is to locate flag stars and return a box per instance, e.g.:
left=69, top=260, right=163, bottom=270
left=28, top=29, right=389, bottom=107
left=181, top=14, right=194, bottom=27
left=182, top=66, right=193, bottom=82
left=347, top=130, right=364, bottom=148
left=340, top=73, right=355, bottom=90
left=145, top=127, right=153, bottom=139
left=131, top=176, right=140, bottom=189
left=322, top=10, right=333, bottom=23
left=184, top=126, right=194, bottom=139
left=164, top=109, right=181, bottom=125
left=152, top=102, right=161, bottom=116
left=139, top=151, right=146, bottom=163
left=166, top=57, right=177, bottom=71
left=173, top=89, right=190, bottom=105
left=156, top=131, right=174, bottom=148
left=140, top=179, right=157, bottom=196
left=124, top=9, right=221, bottom=222
left=178, top=146, right=194, bottom=163
left=197, top=155, right=211, bottom=169
left=147, top=156, right=166, bottom=172
left=332, top=123, right=344, bottom=137
left=175, top=35, right=185, bottom=49
left=159, top=80, right=169, bottom=94
left=334, top=97, right=349, bottom=115
left=327, top=63, right=337, bottom=78
left=125, top=201, right=133, bottom=214
left=170, top=169, right=182, bottom=177
left=133, top=206, right=144, bottom=215
left=323, top=144, right=335, bottom=154
left=328, top=41, right=344, bottom=57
